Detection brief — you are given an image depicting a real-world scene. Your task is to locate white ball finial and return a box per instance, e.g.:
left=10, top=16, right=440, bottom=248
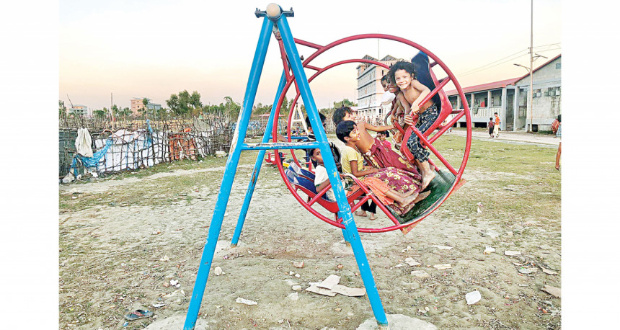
left=266, top=3, right=281, bottom=19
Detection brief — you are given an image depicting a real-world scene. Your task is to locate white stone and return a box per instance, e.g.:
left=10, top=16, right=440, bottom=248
left=483, top=246, right=495, bottom=254
left=287, top=292, right=299, bottom=301
left=466, top=290, right=481, bottom=305
left=411, top=270, right=430, bottom=279
left=433, top=264, right=451, bottom=270
left=405, top=258, right=421, bottom=266
left=235, top=297, right=257, bottom=305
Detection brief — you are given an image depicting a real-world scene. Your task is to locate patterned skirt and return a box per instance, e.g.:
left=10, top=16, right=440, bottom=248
left=364, top=167, right=421, bottom=215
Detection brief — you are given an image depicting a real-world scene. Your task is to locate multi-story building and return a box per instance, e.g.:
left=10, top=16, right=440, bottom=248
left=131, top=98, right=162, bottom=116
left=69, top=105, right=89, bottom=117
left=356, top=55, right=398, bottom=123
left=447, top=54, right=561, bottom=132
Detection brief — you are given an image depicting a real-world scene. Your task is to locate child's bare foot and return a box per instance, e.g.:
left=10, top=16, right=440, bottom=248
left=369, top=213, right=377, bottom=220
left=421, top=171, right=435, bottom=190
left=413, top=190, right=431, bottom=203
left=355, top=210, right=367, bottom=217
left=400, top=194, right=418, bottom=207
left=403, top=189, right=416, bottom=197
left=555, top=165, right=560, bottom=170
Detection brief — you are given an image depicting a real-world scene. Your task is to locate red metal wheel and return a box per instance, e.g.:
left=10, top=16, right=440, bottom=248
left=271, top=34, right=472, bottom=233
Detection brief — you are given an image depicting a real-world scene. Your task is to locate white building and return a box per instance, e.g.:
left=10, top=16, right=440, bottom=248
left=447, top=54, right=561, bottom=132
left=356, top=55, right=398, bottom=123
left=69, top=105, right=89, bottom=117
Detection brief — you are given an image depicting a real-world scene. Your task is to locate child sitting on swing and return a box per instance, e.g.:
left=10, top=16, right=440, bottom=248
left=336, top=121, right=429, bottom=215
left=389, top=60, right=438, bottom=190
left=309, top=147, right=343, bottom=202
left=381, top=75, right=410, bottom=146
left=332, top=106, right=421, bottom=179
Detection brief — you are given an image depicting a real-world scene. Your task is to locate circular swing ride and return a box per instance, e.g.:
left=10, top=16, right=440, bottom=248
left=184, top=4, right=472, bottom=329
left=270, top=34, right=472, bottom=234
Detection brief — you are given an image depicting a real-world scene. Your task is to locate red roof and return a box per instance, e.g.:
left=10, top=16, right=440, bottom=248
left=446, top=78, right=520, bottom=96
left=446, top=54, right=562, bottom=96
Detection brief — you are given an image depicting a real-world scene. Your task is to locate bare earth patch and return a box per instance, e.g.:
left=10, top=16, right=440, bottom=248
left=59, top=138, right=561, bottom=329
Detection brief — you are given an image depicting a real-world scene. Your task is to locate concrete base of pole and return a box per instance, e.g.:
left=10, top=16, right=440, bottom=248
left=357, top=314, right=437, bottom=330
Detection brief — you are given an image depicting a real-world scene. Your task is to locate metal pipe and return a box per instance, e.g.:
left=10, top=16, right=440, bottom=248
left=278, top=16, right=389, bottom=327
left=231, top=71, right=288, bottom=247
left=183, top=16, right=273, bottom=330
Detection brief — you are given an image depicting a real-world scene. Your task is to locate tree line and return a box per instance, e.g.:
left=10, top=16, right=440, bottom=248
left=59, top=90, right=356, bottom=121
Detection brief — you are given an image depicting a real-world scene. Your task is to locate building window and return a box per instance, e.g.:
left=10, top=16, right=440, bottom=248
left=556, top=62, right=561, bottom=69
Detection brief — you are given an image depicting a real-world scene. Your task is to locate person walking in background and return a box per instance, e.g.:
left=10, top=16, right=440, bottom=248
left=553, top=114, right=561, bottom=170
left=488, top=117, right=495, bottom=138
left=493, top=112, right=501, bottom=138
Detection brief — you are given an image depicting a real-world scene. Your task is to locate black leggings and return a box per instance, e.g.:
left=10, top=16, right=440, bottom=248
left=361, top=200, right=377, bottom=213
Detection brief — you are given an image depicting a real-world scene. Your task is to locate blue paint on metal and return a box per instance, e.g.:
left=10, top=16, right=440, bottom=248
left=183, top=17, right=274, bottom=330
left=231, top=71, right=287, bottom=246
left=278, top=16, right=388, bottom=326
left=241, top=141, right=323, bottom=150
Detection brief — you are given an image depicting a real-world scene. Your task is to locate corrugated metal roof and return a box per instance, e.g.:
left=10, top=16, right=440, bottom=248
left=446, top=54, right=561, bottom=96
left=446, top=78, right=520, bottom=96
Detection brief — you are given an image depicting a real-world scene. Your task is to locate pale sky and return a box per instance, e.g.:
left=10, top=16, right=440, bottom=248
left=60, top=0, right=561, bottom=110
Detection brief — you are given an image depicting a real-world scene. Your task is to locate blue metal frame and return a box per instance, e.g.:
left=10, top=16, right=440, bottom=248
left=184, top=7, right=388, bottom=329
left=231, top=71, right=287, bottom=246
left=183, top=16, right=274, bottom=330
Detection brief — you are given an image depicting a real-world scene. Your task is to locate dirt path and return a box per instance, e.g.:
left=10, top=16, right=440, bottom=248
left=59, top=166, right=561, bottom=328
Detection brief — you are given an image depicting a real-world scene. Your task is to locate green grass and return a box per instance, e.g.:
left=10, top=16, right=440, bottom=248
left=61, top=134, right=560, bottom=230
left=427, top=133, right=561, bottom=230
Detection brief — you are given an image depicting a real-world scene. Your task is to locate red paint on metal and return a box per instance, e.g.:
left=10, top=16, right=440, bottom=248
left=267, top=33, right=473, bottom=233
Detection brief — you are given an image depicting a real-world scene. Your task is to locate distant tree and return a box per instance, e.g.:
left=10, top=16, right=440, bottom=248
left=223, top=96, right=241, bottom=119
left=189, top=91, right=203, bottom=116
left=166, top=94, right=180, bottom=114
left=156, top=107, right=169, bottom=120
left=122, top=107, right=132, bottom=119
left=111, top=104, right=120, bottom=119
left=93, top=110, right=106, bottom=119
left=167, top=90, right=202, bottom=116
left=333, top=98, right=357, bottom=108
left=59, top=100, right=67, bottom=118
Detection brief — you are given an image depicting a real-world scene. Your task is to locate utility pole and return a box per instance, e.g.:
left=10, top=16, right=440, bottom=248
left=528, top=0, right=534, bottom=132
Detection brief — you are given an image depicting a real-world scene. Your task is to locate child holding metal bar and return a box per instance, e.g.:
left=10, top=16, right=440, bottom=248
left=381, top=75, right=410, bottom=147
left=332, top=106, right=421, bottom=180
left=336, top=121, right=429, bottom=215
left=388, top=60, right=438, bottom=190
left=312, top=145, right=377, bottom=218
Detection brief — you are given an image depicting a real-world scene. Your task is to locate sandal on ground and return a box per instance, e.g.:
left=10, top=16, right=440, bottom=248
left=124, top=309, right=154, bottom=321
left=369, top=214, right=377, bottom=220
left=355, top=210, right=367, bottom=217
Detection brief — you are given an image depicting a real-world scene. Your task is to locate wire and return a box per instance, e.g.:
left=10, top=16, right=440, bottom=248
left=457, top=43, right=561, bottom=77
left=458, top=48, right=529, bottom=76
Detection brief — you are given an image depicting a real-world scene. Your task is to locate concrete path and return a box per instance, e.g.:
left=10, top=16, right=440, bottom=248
left=448, top=129, right=560, bottom=147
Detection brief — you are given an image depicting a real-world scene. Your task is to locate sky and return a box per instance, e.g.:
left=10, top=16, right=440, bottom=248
left=59, top=0, right=562, bottom=110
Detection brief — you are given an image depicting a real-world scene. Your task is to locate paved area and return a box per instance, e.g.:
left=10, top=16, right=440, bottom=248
left=448, top=128, right=560, bottom=147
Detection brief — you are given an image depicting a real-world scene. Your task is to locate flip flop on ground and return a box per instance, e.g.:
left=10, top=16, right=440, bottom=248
left=124, top=309, right=154, bottom=321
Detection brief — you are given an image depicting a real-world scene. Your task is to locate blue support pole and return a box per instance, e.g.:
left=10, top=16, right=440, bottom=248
left=183, top=17, right=274, bottom=330
left=231, top=71, right=287, bottom=246
left=277, top=15, right=389, bottom=327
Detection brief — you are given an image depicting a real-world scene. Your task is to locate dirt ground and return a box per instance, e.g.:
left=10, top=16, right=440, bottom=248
left=59, top=136, right=561, bottom=329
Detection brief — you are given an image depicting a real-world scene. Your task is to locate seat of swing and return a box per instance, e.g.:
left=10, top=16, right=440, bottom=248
left=284, top=166, right=365, bottom=214
left=390, top=169, right=460, bottom=224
